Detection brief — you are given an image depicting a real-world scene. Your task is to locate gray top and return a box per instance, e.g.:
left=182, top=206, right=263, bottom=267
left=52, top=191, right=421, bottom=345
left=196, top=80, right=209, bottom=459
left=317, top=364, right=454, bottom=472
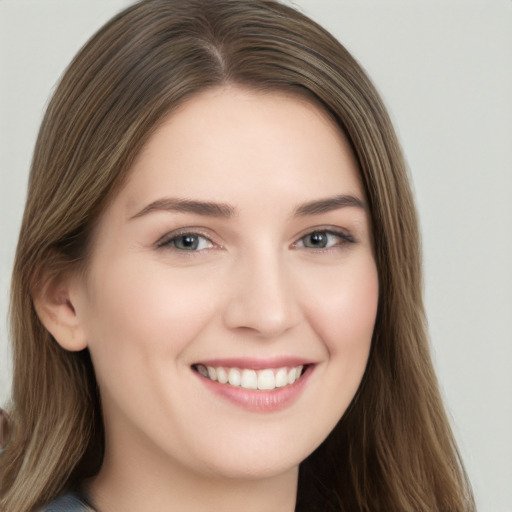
left=43, top=492, right=95, bottom=512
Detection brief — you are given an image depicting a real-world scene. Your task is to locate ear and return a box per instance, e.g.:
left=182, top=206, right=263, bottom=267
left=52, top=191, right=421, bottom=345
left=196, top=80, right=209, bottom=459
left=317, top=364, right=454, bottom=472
left=33, top=270, right=88, bottom=352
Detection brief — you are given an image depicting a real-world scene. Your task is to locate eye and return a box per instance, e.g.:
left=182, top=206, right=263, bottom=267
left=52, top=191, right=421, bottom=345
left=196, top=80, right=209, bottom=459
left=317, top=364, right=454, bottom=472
left=295, top=229, right=354, bottom=250
left=157, top=232, right=214, bottom=251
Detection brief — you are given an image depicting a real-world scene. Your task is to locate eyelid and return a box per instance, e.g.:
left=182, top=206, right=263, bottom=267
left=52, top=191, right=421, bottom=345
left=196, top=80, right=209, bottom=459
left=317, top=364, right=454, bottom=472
left=154, top=225, right=355, bottom=252
left=155, top=227, right=221, bottom=250
left=292, top=226, right=356, bottom=249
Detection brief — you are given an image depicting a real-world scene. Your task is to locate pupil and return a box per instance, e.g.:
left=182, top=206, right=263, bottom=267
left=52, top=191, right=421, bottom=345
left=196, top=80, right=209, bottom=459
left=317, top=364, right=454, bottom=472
left=176, top=235, right=198, bottom=250
left=309, top=232, right=327, bottom=247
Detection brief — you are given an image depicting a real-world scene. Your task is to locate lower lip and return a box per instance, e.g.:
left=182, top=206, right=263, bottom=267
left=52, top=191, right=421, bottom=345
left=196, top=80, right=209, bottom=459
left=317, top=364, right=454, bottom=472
left=194, top=366, right=314, bottom=413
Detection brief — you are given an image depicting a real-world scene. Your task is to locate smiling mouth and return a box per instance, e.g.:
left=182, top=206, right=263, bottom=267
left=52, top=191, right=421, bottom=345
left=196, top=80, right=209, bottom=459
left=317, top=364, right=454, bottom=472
left=192, top=364, right=307, bottom=391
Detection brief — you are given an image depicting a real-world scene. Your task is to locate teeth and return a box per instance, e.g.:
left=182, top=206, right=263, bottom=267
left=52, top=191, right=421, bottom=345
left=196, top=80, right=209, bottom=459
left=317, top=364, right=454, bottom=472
left=228, top=368, right=241, bottom=386
left=241, top=369, right=258, bottom=389
left=275, top=368, right=288, bottom=388
left=196, top=364, right=305, bottom=390
left=207, top=366, right=217, bottom=381
left=257, top=369, right=275, bottom=390
left=197, top=365, right=209, bottom=378
left=288, top=365, right=303, bottom=384
left=217, top=367, right=228, bottom=384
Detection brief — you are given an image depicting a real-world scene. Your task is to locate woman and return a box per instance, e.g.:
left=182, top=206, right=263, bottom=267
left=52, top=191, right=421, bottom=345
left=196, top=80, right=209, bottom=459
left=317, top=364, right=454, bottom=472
left=0, top=0, right=474, bottom=511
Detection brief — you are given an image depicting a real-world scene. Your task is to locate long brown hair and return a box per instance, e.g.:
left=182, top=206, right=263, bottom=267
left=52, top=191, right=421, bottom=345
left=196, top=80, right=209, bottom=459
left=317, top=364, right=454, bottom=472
left=1, top=1, right=474, bottom=510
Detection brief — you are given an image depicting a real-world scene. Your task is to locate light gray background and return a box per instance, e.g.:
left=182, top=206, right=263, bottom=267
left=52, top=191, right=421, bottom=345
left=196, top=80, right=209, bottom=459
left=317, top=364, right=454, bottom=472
left=1, top=1, right=511, bottom=510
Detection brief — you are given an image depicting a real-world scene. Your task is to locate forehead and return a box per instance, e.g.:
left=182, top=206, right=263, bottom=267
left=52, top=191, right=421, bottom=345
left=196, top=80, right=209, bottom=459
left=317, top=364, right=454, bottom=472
left=121, top=86, right=363, bottom=214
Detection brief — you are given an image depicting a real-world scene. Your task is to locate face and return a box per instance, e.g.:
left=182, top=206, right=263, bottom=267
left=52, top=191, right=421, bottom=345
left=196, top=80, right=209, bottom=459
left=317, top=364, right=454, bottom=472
left=73, top=87, right=378, bottom=482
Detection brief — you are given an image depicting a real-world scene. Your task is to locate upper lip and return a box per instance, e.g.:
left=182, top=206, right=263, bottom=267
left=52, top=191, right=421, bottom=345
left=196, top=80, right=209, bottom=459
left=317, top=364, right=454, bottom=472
left=193, top=357, right=313, bottom=370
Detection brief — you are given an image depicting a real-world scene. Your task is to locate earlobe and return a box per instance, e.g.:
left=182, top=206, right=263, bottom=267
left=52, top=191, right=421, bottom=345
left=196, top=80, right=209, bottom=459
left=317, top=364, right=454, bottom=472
left=33, top=272, right=88, bottom=352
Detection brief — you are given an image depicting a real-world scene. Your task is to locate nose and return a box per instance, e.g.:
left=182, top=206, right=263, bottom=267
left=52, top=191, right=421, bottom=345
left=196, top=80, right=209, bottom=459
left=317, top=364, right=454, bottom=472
left=222, top=250, right=303, bottom=339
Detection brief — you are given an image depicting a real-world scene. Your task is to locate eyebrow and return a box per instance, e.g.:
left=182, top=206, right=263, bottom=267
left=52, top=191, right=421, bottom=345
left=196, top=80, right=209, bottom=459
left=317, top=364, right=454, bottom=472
left=130, top=198, right=236, bottom=219
left=293, top=194, right=367, bottom=216
left=130, top=194, right=366, bottom=220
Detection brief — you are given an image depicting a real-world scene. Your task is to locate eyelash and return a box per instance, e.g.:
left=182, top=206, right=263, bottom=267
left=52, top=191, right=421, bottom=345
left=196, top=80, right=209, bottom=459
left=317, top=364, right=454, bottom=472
left=292, top=229, right=355, bottom=251
left=156, top=229, right=217, bottom=252
left=156, top=228, right=355, bottom=253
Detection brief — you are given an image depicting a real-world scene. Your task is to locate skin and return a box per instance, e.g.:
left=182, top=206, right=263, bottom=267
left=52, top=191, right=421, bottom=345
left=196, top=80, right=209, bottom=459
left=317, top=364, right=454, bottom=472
left=40, top=87, right=379, bottom=512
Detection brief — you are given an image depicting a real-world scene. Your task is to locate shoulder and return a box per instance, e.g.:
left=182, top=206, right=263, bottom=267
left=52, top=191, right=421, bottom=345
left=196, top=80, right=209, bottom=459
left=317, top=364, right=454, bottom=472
left=40, top=492, right=93, bottom=512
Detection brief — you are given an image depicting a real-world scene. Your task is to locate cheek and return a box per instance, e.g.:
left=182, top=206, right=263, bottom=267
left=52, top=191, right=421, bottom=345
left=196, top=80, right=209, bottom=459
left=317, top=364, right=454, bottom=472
left=303, top=255, right=379, bottom=356
left=82, top=258, right=220, bottom=376
left=290, top=255, right=378, bottom=448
